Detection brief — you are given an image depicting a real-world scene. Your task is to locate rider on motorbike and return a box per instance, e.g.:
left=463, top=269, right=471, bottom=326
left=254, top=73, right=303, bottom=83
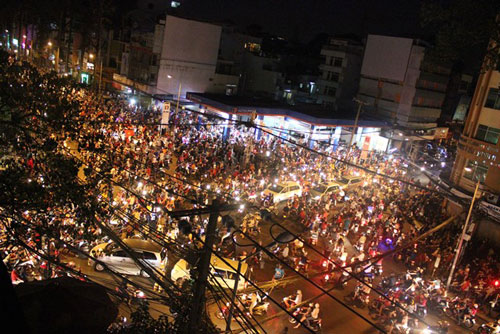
left=461, top=303, right=478, bottom=324
left=284, top=289, right=302, bottom=309
left=295, top=303, right=320, bottom=329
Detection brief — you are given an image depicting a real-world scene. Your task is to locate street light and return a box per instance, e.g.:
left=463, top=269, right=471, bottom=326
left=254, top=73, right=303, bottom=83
left=348, top=98, right=369, bottom=155
left=445, top=172, right=481, bottom=292
left=47, top=41, right=52, bottom=47
left=89, top=53, right=94, bottom=60
left=167, top=74, right=182, bottom=114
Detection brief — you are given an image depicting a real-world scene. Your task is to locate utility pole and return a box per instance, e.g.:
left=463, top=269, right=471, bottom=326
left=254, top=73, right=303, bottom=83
left=348, top=99, right=366, bottom=154
left=175, top=82, right=182, bottom=113
left=225, top=260, right=242, bottom=332
left=446, top=180, right=480, bottom=292
left=188, top=199, right=219, bottom=333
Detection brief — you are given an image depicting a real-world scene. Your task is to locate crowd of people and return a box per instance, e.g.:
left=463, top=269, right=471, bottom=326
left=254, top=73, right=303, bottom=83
left=1, top=57, right=499, bottom=333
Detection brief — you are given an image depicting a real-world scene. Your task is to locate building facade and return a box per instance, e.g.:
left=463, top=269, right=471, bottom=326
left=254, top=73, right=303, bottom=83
left=357, top=35, right=454, bottom=152
left=317, top=37, right=363, bottom=111
left=450, top=67, right=500, bottom=195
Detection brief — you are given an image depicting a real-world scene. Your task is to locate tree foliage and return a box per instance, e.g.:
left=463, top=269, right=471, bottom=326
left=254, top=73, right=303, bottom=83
left=421, top=0, right=500, bottom=70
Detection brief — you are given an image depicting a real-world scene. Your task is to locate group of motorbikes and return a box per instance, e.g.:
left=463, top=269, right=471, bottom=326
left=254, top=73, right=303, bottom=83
left=215, top=290, right=270, bottom=321
left=282, top=292, right=322, bottom=333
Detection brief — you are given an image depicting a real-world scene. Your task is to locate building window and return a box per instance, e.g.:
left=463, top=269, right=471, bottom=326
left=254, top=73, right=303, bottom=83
left=326, top=71, right=339, bottom=82
left=485, top=88, right=500, bottom=110
left=324, top=86, right=336, bottom=97
left=333, top=57, right=343, bottom=67
left=463, top=160, right=488, bottom=183
left=476, top=124, right=500, bottom=145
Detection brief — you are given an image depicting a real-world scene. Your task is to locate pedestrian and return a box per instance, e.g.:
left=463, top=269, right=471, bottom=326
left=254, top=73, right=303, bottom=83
left=272, top=263, right=285, bottom=282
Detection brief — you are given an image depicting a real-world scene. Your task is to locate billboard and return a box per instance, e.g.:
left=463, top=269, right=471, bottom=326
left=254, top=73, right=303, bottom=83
left=162, top=16, right=221, bottom=66
left=361, top=35, right=413, bottom=82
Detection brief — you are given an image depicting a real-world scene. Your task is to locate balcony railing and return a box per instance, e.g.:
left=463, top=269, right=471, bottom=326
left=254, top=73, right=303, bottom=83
left=457, top=135, right=499, bottom=165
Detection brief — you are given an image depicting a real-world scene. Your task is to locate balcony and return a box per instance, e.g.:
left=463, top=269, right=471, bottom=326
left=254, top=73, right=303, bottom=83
left=457, top=135, right=499, bottom=166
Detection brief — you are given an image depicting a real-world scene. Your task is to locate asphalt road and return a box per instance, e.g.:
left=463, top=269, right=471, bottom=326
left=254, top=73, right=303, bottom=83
left=62, top=138, right=482, bottom=333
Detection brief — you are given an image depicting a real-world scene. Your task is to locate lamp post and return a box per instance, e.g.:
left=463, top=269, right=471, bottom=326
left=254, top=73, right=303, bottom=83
left=89, top=53, right=95, bottom=85
left=348, top=98, right=368, bottom=155
left=167, top=74, right=182, bottom=113
left=445, top=176, right=480, bottom=292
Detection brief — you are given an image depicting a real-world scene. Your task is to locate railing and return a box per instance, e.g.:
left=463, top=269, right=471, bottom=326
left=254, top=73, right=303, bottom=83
left=457, top=135, right=499, bottom=165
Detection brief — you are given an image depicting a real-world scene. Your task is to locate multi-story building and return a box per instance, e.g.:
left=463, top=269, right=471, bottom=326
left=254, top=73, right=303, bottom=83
left=317, top=37, right=363, bottom=111
left=448, top=49, right=500, bottom=241
left=112, top=15, right=239, bottom=97
left=450, top=65, right=500, bottom=195
left=239, top=49, right=284, bottom=97
left=358, top=35, right=452, bottom=150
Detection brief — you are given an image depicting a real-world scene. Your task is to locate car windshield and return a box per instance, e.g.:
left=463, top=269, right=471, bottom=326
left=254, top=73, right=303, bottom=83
left=313, top=185, right=327, bottom=193
left=269, top=184, right=284, bottom=193
left=339, top=177, right=349, bottom=185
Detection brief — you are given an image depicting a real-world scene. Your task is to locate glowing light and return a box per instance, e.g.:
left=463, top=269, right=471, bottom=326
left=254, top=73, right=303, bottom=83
left=266, top=151, right=270, bottom=157
left=129, top=98, right=137, bottom=106
left=420, top=167, right=425, bottom=171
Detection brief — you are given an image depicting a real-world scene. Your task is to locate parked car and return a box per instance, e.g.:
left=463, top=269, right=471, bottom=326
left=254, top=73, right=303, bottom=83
left=262, top=181, right=302, bottom=203
left=88, top=239, right=166, bottom=277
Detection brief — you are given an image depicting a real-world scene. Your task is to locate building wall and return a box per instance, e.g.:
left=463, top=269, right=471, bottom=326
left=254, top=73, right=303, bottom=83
left=317, top=38, right=363, bottom=110
left=240, top=51, right=283, bottom=96
left=451, top=65, right=500, bottom=195
left=358, top=35, right=447, bottom=129
left=156, top=16, right=221, bottom=97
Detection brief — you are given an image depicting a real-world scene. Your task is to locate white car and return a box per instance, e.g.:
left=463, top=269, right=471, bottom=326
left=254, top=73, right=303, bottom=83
left=337, top=176, right=363, bottom=189
left=310, top=181, right=341, bottom=200
left=263, top=181, right=302, bottom=203
left=88, top=239, right=166, bottom=277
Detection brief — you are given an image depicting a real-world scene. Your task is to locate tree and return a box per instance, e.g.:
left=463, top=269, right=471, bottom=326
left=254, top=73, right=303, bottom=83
left=0, top=53, right=218, bottom=333
left=421, top=0, right=500, bottom=70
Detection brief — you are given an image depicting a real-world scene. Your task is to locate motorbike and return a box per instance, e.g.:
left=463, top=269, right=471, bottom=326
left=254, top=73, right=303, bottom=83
left=477, top=323, right=500, bottom=334
left=289, top=306, right=310, bottom=324
left=368, top=298, right=384, bottom=315
left=240, top=293, right=270, bottom=316
left=294, top=258, right=309, bottom=276
left=422, top=321, right=450, bottom=334
left=321, top=273, right=333, bottom=287
left=373, top=263, right=383, bottom=276
left=415, top=304, right=428, bottom=318
left=344, top=286, right=369, bottom=309
left=442, top=301, right=476, bottom=329
left=288, top=306, right=322, bottom=333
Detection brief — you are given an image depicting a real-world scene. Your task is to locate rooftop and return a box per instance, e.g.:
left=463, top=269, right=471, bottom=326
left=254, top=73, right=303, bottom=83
left=187, top=93, right=387, bottom=128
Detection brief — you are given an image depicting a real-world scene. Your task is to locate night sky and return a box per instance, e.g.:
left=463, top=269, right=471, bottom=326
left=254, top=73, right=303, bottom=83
left=176, top=0, right=424, bottom=42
